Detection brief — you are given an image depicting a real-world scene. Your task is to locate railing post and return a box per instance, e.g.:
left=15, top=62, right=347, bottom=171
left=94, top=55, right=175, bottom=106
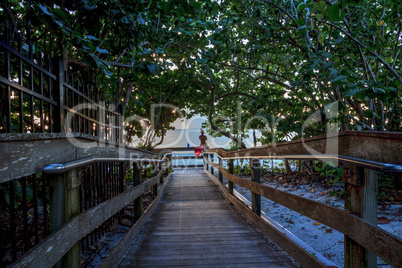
left=49, top=169, right=80, bottom=267
left=133, top=162, right=143, bottom=221
left=164, top=158, right=169, bottom=178
left=251, top=158, right=261, bottom=216
left=152, top=162, right=158, bottom=196
left=55, top=58, right=65, bottom=133
left=344, top=167, right=378, bottom=268
left=49, top=173, right=65, bottom=268
left=210, top=153, right=214, bottom=174
left=204, top=153, right=208, bottom=171
left=98, top=104, right=104, bottom=140
left=65, top=169, right=81, bottom=267
left=228, top=159, right=234, bottom=195
left=159, top=161, right=164, bottom=184
left=97, top=105, right=101, bottom=138
left=118, top=104, right=124, bottom=144
left=218, top=157, right=223, bottom=184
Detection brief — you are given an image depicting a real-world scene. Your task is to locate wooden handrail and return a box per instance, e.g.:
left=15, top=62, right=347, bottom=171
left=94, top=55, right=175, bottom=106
left=204, top=144, right=402, bottom=268
left=205, top=152, right=402, bottom=173
left=207, top=131, right=402, bottom=165
left=172, top=156, right=203, bottom=159
left=43, top=155, right=171, bottom=174
left=205, top=159, right=402, bottom=267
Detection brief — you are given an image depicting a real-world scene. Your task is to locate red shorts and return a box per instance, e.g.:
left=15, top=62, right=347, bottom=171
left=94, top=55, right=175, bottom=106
left=194, top=146, right=204, bottom=157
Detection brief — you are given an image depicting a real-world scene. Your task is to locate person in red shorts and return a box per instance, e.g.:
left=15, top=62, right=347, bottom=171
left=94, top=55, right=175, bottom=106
left=199, top=129, right=208, bottom=147
left=195, top=129, right=208, bottom=157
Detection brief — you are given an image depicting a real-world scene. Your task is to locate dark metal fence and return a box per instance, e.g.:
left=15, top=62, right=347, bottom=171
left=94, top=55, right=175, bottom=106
left=0, top=20, right=131, bottom=266
left=0, top=156, right=172, bottom=266
left=0, top=21, right=122, bottom=142
left=0, top=28, right=58, bottom=134
left=78, top=162, right=126, bottom=264
left=0, top=174, right=50, bottom=266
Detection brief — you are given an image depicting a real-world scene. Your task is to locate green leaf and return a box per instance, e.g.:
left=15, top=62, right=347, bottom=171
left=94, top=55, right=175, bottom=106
left=363, top=110, right=380, bottom=119
left=52, top=18, right=63, bottom=27
left=211, top=5, right=219, bottom=16
left=138, top=15, right=145, bottom=25
left=102, top=67, right=113, bottom=76
left=328, top=68, right=338, bottom=75
left=96, top=47, right=109, bottom=54
left=372, top=111, right=381, bottom=119
left=147, top=64, right=159, bottom=74
left=314, top=1, right=327, bottom=12
left=296, top=19, right=305, bottom=26
left=86, top=35, right=97, bottom=41
left=374, top=88, right=386, bottom=94
left=344, top=88, right=360, bottom=96
left=39, top=4, right=53, bottom=16
left=331, top=75, right=347, bottom=83
left=297, top=3, right=306, bottom=12
left=386, top=57, right=393, bottom=64
left=53, top=8, right=66, bottom=20
left=332, top=37, right=344, bottom=44
left=121, top=16, right=129, bottom=24
left=191, top=1, right=202, bottom=10
left=327, top=4, right=346, bottom=21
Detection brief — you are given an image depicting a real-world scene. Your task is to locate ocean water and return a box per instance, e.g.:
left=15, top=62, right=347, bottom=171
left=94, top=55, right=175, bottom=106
left=153, top=128, right=277, bottom=168
left=171, top=151, right=283, bottom=169
left=155, top=128, right=260, bottom=149
left=171, top=152, right=205, bottom=167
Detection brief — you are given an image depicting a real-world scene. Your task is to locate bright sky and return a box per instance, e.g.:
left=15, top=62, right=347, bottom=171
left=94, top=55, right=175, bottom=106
left=156, top=114, right=262, bottom=149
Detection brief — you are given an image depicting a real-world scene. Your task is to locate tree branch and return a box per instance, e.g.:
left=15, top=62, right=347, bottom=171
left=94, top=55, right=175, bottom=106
left=216, top=92, right=256, bottom=100
left=261, top=0, right=296, bottom=23
left=208, top=84, right=245, bottom=148
left=320, top=19, right=402, bottom=85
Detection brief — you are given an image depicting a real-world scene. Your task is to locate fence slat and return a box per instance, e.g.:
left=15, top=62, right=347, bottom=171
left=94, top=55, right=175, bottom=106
left=0, top=76, right=58, bottom=106
left=250, top=159, right=261, bottom=216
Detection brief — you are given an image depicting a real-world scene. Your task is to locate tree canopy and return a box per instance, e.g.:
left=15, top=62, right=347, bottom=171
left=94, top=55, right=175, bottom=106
left=1, top=0, right=401, bottom=148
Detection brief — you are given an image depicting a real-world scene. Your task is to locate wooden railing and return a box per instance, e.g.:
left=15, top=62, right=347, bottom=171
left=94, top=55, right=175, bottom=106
left=7, top=153, right=172, bottom=268
left=203, top=134, right=402, bottom=268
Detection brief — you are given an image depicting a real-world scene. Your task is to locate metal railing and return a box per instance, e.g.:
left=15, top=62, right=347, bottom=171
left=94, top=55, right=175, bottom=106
left=0, top=173, right=50, bottom=265
left=1, top=153, right=172, bottom=267
left=0, top=22, right=122, bottom=142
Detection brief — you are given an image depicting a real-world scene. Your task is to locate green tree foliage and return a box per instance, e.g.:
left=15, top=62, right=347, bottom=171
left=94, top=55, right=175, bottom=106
left=1, top=0, right=400, bottom=148
left=175, top=0, right=402, bottom=147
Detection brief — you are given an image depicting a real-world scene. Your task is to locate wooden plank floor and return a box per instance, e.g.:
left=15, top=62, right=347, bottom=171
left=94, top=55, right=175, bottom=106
left=118, top=170, right=298, bottom=267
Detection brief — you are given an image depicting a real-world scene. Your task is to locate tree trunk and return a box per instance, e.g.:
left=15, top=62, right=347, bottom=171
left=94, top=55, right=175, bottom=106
left=284, top=159, right=292, bottom=173
left=208, top=84, right=246, bottom=148
left=253, top=129, right=257, bottom=147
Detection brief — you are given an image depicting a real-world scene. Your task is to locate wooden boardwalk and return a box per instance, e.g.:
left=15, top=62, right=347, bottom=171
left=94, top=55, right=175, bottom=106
left=118, top=170, right=298, bottom=267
